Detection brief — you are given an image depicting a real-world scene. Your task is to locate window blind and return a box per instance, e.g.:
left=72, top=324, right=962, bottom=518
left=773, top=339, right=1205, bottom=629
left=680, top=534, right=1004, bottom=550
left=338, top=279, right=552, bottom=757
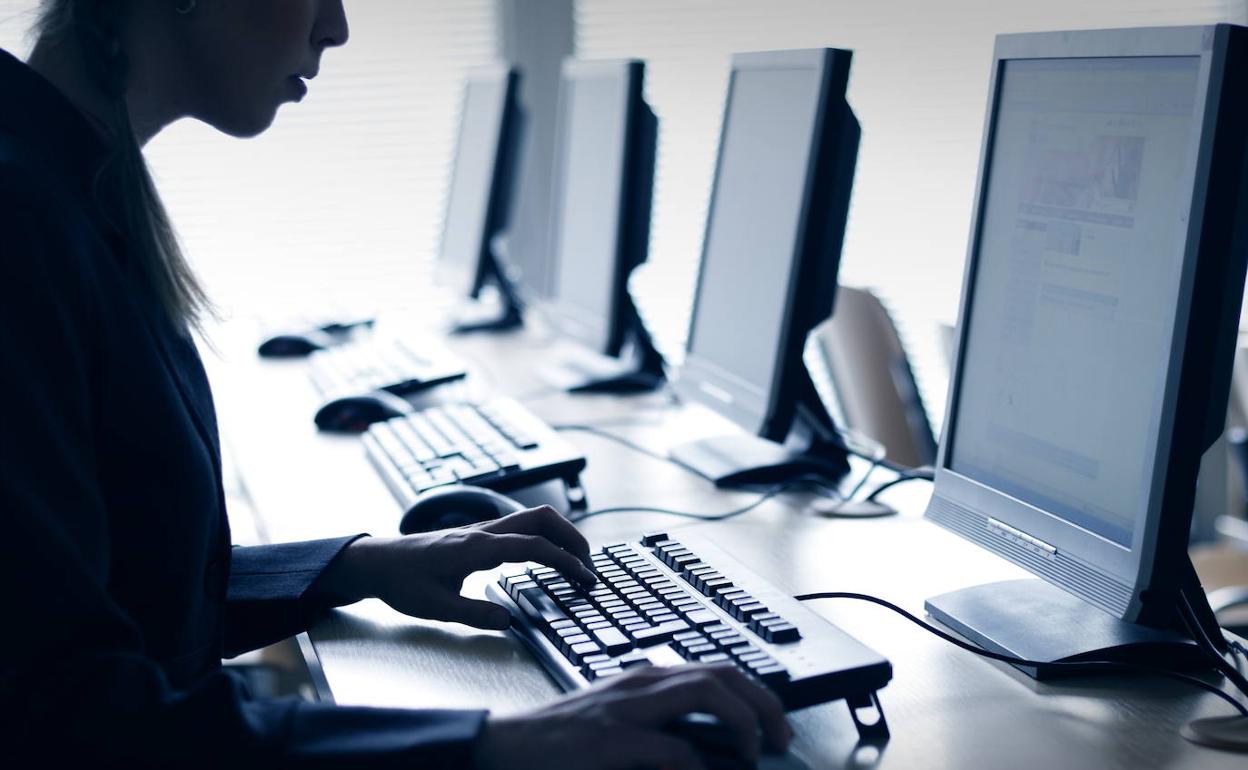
left=574, top=0, right=1248, bottom=434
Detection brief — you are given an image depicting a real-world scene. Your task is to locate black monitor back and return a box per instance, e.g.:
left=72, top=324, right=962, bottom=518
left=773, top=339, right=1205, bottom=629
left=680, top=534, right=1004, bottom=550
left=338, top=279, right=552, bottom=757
left=544, top=59, right=657, bottom=357
left=436, top=65, right=524, bottom=300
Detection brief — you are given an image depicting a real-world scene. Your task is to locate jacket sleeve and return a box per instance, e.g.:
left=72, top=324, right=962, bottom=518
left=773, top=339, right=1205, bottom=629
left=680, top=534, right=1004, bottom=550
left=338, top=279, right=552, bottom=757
left=224, top=537, right=368, bottom=657
left=0, top=165, right=488, bottom=767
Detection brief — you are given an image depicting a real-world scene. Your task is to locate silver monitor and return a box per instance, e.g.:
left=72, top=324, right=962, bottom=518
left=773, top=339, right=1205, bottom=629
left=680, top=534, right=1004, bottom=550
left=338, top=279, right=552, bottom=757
left=926, top=24, right=1248, bottom=671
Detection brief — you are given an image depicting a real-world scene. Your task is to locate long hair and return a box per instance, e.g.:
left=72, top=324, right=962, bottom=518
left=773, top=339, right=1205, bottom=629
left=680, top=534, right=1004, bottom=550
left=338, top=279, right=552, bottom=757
left=36, top=0, right=212, bottom=332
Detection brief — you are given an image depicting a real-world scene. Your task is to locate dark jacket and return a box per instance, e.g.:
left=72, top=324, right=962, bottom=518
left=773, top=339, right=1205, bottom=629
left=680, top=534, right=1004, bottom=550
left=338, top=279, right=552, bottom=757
left=0, top=49, right=486, bottom=767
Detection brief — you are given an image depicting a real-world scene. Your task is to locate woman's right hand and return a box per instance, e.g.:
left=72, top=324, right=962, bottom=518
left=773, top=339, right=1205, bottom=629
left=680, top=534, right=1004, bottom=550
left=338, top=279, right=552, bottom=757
left=472, top=664, right=794, bottom=770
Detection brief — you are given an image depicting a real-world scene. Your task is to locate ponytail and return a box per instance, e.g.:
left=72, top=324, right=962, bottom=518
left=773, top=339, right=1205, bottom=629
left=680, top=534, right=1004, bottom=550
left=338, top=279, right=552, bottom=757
left=36, top=0, right=212, bottom=333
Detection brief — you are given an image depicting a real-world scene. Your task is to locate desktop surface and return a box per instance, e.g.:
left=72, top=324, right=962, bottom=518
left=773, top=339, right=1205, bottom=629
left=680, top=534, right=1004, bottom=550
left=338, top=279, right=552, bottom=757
left=208, top=315, right=1246, bottom=770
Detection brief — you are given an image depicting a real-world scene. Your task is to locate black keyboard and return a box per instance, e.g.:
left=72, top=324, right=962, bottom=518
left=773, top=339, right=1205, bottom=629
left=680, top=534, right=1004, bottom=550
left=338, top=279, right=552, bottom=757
left=363, top=399, right=587, bottom=510
left=488, top=534, right=892, bottom=738
left=308, top=337, right=467, bottom=397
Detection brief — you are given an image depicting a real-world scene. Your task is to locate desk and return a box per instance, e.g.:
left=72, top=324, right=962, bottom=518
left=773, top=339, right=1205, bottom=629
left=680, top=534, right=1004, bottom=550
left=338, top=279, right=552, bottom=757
left=207, top=317, right=1245, bottom=770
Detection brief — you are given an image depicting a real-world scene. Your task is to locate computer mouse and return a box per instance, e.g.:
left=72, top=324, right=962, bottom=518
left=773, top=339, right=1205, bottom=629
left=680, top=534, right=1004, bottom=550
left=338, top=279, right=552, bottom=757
left=257, top=330, right=334, bottom=358
left=664, top=715, right=757, bottom=770
left=314, top=390, right=412, bottom=433
left=399, top=485, right=525, bottom=534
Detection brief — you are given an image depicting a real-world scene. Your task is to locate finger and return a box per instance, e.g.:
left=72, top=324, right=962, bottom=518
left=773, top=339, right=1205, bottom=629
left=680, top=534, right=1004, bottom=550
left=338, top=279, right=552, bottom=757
left=469, top=533, right=597, bottom=585
left=606, top=727, right=706, bottom=770
left=478, top=506, right=592, bottom=565
left=615, top=670, right=763, bottom=760
left=427, top=594, right=512, bottom=630
left=701, top=664, right=793, bottom=750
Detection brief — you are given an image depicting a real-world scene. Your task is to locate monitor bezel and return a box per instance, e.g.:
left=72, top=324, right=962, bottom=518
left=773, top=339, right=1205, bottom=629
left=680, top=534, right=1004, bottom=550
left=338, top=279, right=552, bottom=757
left=674, top=48, right=845, bottom=437
left=929, top=26, right=1231, bottom=619
left=544, top=58, right=644, bottom=356
left=436, top=63, right=520, bottom=299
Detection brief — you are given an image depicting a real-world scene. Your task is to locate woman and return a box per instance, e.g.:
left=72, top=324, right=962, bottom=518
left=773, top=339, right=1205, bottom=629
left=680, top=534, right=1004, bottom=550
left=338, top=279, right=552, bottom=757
left=0, top=0, right=792, bottom=767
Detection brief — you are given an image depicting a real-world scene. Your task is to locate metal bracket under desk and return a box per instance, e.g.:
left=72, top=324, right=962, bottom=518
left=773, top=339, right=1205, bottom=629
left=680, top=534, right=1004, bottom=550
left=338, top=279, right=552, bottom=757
left=296, top=631, right=334, bottom=703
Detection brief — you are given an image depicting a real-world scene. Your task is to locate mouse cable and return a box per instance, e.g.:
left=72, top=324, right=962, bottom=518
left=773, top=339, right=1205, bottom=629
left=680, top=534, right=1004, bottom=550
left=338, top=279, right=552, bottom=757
left=794, top=591, right=1247, bottom=717
left=553, top=421, right=855, bottom=493
left=552, top=423, right=683, bottom=467
left=555, top=424, right=885, bottom=516
left=1232, top=640, right=1248, bottom=662
left=568, top=476, right=848, bottom=525
left=861, top=466, right=937, bottom=502
left=553, top=421, right=881, bottom=492
left=1177, top=592, right=1248, bottom=700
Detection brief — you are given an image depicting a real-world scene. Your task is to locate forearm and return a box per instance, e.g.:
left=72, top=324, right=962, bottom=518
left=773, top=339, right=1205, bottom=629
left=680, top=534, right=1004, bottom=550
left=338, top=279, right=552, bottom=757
left=224, top=535, right=369, bottom=656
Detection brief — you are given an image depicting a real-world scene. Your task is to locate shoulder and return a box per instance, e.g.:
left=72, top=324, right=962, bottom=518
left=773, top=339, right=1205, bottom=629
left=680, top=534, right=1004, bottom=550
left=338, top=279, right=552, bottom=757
left=0, top=134, right=101, bottom=250
left=0, top=137, right=111, bottom=341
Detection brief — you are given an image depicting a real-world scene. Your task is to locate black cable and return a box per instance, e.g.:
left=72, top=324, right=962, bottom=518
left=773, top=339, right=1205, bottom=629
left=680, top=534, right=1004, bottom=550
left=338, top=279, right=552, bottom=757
left=552, top=423, right=676, bottom=466
left=554, top=423, right=890, bottom=520
left=554, top=420, right=881, bottom=486
left=1178, top=592, right=1248, bottom=699
left=569, top=477, right=846, bottom=524
left=795, top=591, right=1248, bottom=718
left=840, top=457, right=883, bottom=504
left=863, top=466, right=936, bottom=502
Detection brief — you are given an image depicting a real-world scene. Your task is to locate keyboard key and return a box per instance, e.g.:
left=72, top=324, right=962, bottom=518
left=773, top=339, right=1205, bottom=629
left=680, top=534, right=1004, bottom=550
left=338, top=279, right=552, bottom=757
left=684, top=609, right=720, bottom=627
left=752, top=664, right=790, bottom=686
left=592, top=627, right=632, bottom=655
left=569, top=641, right=603, bottom=663
left=586, top=665, right=624, bottom=681
left=631, top=620, right=690, bottom=646
left=734, top=602, right=770, bottom=621
left=640, top=532, right=669, bottom=546
left=617, top=651, right=651, bottom=669
left=758, top=622, right=801, bottom=643
left=515, top=587, right=571, bottom=629
left=712, top=633, right=747, bottom=649
left=580, top=653, right=611, bottom=667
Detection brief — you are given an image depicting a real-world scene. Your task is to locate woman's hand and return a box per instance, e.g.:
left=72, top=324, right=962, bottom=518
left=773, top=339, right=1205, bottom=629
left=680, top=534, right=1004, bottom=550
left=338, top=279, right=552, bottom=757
left=473, top=664, right=794, bottom=770
left=319, top=505, right=596, bottom=629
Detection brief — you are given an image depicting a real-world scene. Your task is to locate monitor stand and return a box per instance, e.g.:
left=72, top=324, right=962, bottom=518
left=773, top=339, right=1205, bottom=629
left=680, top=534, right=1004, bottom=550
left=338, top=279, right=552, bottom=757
left=924, top=577, right=1211, bottom=679
left=670, top=372, right=851, bottom=487
left=450, top=256, right=525, bottom=335
left=450, top=299, right=523, bottom=334
left=542, top=301, right=666, bottom=394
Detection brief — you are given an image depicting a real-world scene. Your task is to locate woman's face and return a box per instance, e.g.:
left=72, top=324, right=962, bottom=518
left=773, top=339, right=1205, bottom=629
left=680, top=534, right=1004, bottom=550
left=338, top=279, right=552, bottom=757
left=170, top=0, right=349, bottom=137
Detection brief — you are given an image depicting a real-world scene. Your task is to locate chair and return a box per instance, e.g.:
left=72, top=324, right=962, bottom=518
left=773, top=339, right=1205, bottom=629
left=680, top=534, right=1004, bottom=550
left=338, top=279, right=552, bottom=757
left=808, top=286, right=937, bottom=469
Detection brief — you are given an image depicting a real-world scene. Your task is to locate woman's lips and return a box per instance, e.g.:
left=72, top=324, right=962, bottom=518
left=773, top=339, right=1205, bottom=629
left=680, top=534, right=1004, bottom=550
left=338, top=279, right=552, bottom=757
left=287, top=76, right=308, bottom=102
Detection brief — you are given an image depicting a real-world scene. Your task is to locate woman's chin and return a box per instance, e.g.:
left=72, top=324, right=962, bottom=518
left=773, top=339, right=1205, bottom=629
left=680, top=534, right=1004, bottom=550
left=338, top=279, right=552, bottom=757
left=199, top=105, right=281, bottom=139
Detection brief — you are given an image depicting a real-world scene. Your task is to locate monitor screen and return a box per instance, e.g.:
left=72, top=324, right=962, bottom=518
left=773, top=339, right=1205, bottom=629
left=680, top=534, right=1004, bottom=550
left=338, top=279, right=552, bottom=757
left=949, top=56, right=1203, bottom=547
left=438, top=74, right=506, bottom=293
left=550, top=71, right=630, bottom=346
left=686, top=65, right=822, bottom=402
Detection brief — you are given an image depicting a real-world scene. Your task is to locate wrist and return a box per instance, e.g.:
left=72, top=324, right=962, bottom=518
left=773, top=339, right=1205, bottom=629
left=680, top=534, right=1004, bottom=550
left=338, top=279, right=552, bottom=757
left=318, top=534, right=383, bottom=605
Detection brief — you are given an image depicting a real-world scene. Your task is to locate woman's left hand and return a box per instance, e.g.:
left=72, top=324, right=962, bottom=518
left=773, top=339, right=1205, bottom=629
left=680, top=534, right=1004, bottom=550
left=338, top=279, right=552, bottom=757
left=318, top=505, right=597, bottom=629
